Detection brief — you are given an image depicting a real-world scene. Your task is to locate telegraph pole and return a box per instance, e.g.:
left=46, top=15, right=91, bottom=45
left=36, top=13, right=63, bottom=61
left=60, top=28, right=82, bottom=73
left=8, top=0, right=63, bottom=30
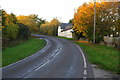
left=118, top=1, right=120, bottom=37
left=93, top=0, right=96, bottom=44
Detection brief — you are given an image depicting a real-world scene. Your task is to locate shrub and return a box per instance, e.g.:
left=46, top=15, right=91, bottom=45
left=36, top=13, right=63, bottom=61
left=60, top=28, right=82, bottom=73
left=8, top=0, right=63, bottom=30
left=17, top=23, right=31, bottom=40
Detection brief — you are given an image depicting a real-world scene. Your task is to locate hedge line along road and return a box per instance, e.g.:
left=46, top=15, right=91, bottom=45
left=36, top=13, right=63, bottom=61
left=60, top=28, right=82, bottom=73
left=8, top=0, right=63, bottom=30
left=2, top=34, right=94, bottom=79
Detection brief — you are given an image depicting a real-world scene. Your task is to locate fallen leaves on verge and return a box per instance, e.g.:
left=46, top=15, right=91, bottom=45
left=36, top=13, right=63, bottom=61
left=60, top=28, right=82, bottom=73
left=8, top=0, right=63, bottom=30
left=77, top=40, right=89, bottom=44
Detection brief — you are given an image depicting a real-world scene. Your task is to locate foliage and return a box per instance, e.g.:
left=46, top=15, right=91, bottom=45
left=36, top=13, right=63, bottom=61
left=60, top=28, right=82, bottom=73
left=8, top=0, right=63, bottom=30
left=0, top=10, right=2, bottom=31
left=2, top=10, right=7, bottom=26
left=40, top=18, right=60, bottom=36
left=73, top=2, right=119, bottom=43
left=2, top=10, right=19, bottom=47
left=17, top=14, right=45, bottom=32
left=2, top=10, right=31, bottom=47
left=3, top=23, right=19, bottom=40
left=73, top=2, right=94, bottom=36
left=69, top=19, right=73, bottom=24
left=9, top=13, right=17, bottom=24
left=17, top=23, right=31, bottom=40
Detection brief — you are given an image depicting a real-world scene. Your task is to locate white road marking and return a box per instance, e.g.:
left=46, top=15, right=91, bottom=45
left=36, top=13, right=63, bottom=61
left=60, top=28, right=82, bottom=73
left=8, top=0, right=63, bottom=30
left=76, top=45, right=87, bottom=68
left=34, top=46, right=62, bottom=71
left=84, top=69, right=87, bottom=75
left=76, top=45, right=87, bottom=79
left=18, top=40, right=62, bottom=78
left=83, top=77, right=87, bottom=80
left=34, top=60, right=51, bottom=71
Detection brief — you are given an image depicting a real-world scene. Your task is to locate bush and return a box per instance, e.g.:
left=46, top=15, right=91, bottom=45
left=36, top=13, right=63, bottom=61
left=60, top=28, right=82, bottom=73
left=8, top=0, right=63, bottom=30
left=2, top=24, right=19, bottom=41
left=17, top=23, right=31, bottom=40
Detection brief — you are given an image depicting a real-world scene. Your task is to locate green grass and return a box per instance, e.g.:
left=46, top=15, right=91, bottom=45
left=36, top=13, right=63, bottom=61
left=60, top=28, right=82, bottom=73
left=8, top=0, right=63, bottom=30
left=75, top=42, right=119, bottom=74
left=55, top=36, right=74, bottom=40
left=2, top=38, right=46, bottom=67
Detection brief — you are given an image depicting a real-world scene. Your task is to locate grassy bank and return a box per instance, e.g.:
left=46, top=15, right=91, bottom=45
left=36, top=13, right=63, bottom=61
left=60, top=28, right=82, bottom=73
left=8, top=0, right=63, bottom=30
left=3, top=38, right=46, bottom=67
left=75, top=42, right=119, bottom=74
left=56, top=36, right=119, bottom=74
left=55, top=36, right=74, bottom=40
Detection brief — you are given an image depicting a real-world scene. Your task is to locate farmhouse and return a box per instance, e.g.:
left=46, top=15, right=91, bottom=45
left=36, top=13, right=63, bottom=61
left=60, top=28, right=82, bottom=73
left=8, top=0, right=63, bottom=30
left=58, top=23, right=73, bottom=38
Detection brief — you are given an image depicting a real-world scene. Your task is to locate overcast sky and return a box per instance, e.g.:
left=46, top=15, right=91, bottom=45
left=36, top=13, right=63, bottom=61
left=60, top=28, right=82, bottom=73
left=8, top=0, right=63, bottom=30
left=0, top=0, right=90, bottom=23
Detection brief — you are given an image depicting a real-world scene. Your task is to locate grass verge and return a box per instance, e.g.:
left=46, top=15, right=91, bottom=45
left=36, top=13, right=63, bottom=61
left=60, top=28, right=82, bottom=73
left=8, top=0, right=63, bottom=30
left=75, top=42, right=119, bottom=74
left=55, top=36, right=119, bottom=74
left=2, top=38, right=46, bottom=67
left=54, top=36, right=74, bottom=40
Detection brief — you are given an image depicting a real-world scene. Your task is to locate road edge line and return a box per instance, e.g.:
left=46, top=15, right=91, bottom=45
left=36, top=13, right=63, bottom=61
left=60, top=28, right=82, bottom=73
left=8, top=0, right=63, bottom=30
left=76, top=45, right=87, bottom=68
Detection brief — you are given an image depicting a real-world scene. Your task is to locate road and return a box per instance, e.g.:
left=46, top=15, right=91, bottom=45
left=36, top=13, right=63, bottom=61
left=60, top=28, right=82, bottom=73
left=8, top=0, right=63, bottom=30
left=2, top=34, right=94, bottom=79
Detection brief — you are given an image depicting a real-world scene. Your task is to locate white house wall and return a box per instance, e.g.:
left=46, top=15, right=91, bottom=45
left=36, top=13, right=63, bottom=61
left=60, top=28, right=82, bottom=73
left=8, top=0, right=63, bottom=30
left=58, top=26, right=72, bottom=38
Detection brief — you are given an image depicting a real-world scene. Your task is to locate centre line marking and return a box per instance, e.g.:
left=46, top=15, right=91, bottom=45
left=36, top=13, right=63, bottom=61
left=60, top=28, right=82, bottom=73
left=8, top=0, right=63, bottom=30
left=34, top=44, right=62, bottom=71
left=84, top=69, right=87, bottom=75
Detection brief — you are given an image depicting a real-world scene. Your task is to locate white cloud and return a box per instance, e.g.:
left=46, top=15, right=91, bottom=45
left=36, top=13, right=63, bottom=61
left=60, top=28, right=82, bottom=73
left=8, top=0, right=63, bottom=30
left=0, top=0, right=90, bottom=22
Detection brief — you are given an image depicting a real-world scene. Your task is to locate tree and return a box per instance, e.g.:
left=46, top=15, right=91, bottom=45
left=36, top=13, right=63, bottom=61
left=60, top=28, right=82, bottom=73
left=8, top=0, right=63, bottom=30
left=2, top=10, right=8, bottom=26
left=17, top=23, right=30, bottom=40
left=2, top=10, right=31, bottom=47
left=17, top=14, right=45, bottom=32
left=50, top=18, right=60, bottom=36
left=40, top=18, right=60, bottom=36
left=0, top=10, right=1, bottom=47
left=73, top=2, right=94, bottom=36
left=2, top=10, right=19, bottom=41
left=69, top=19, right=73, bottom=24
left=37, top=18, right=45, bottom=31
left=4, top=24, right=19, bottom=40
left=73, top=2, right=119, bottom=42
left=9, top=13, right=17, bottom=24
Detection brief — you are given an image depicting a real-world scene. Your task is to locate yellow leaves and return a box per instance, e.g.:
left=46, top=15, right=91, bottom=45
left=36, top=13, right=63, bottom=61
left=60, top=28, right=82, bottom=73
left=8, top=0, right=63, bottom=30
left=17, top=15, right=29, bottom=24
left=83, top=32, right=87, bottom=36
left=2, top=26, right=5, bottom=28
left=41, top=18, right=60, bottom=28
left=40, top=18, right=60, bottom=36
left=73, top=2, right=108, bottom=36
left=17, top=14, right=39, bottom=32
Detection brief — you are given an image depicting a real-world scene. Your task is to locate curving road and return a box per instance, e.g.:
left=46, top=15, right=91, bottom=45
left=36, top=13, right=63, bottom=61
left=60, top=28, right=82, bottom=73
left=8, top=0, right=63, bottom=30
left=2, top=34, right=94, bottom=79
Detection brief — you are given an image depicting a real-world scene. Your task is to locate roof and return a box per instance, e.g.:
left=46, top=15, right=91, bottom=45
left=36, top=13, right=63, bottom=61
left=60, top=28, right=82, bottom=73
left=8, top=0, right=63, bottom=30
left=60, top=23, right=73, bottom=32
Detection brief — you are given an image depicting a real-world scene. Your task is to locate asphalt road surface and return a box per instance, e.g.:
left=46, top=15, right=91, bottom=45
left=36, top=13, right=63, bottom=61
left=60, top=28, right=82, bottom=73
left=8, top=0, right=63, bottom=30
left=2, top=34, right=94, bottom=79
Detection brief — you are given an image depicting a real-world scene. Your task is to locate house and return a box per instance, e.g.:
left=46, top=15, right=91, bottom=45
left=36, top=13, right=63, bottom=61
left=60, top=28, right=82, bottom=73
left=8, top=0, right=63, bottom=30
left=58, top=23, right=73, bottom=38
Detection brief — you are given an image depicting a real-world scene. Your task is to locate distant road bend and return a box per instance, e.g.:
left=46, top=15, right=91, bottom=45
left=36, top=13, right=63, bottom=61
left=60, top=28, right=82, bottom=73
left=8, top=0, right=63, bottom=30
left=2, top=34, right=94, bottom=79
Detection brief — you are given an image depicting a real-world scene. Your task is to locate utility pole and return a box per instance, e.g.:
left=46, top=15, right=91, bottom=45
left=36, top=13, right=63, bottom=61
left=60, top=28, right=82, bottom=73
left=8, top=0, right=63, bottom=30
left=93, top=0, right=96, bottom=44
left=118, top=1, right=120, bottom=37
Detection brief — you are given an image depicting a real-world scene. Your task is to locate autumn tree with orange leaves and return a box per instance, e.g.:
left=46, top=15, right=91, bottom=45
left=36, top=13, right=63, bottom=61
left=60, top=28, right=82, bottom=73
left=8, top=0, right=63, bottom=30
left=73, top=2, right=119, bottom=43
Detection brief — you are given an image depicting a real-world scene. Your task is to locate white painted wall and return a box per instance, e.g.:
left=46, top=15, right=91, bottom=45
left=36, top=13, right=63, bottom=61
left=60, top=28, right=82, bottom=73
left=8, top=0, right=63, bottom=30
left=58, top=26, right=72, bottom=38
